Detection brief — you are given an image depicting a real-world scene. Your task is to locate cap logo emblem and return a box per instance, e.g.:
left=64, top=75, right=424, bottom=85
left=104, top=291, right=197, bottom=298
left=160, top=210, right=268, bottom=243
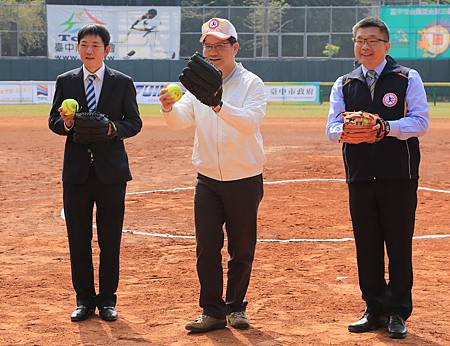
left=208, top=19, right=220, bottom=29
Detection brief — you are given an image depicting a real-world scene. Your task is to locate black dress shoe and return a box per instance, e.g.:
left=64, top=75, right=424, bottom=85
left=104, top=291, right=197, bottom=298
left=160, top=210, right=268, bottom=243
left=70, top=305, right=95, bottom=322
left=99, top=306, right=118, bottom=321
left=348, top=312, right=388, bottom=333
left=388, top=315, right=407, bottom=339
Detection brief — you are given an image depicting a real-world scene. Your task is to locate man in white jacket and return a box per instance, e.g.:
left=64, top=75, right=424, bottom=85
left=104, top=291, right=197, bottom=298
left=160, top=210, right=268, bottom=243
left=159, top=18, right=267, bottom=333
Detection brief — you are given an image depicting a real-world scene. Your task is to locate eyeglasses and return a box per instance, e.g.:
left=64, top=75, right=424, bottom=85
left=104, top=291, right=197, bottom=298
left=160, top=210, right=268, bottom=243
left=353, top=38, right=388, bottom=47
left=78, top=43, right=105, bottom=51
left=202, top=42, right=231, bottom=51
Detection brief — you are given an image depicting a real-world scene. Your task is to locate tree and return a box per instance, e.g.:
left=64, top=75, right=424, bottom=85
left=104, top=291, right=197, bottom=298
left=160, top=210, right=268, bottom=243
left=323, top=43, right=340, bottom=58
left=0, top=0, right=45, bottom=56
left=245, top=0, right=290, bottom=57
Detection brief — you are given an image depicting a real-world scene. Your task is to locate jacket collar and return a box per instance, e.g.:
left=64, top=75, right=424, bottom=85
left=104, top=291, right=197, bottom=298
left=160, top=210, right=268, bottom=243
left=348, top=55, right=401, bottom=83
left=82, top=63, right=106, bottom=82
left=97, top=66, right=115, bottom=111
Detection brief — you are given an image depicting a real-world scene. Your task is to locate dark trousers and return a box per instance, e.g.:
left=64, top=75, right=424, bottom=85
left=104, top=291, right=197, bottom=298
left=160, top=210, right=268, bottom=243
left=63, top=167, right=126, bottom=308
left=348, top=179, right=418, bottom=320
left=194, top=173, right=264, bottom=319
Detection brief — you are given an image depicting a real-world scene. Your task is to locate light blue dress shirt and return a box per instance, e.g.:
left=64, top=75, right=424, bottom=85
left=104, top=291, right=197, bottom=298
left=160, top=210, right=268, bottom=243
left=326, top=58, right=429, bottom=142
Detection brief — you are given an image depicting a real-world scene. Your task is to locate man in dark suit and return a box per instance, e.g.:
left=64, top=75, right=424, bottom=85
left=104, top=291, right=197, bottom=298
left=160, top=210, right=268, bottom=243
left=49, top=24, right=142, bottom=322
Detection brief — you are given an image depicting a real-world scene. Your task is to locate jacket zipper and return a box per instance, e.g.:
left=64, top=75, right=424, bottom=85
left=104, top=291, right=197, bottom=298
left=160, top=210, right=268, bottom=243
left=216, top=115, right=223, bottom=180
left=405, top=140, right=412, bottom=179
left=343, top=143, right=350, bottom=180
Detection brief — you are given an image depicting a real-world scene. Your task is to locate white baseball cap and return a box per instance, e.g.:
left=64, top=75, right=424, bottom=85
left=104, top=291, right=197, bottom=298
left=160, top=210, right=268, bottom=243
left=200, top=18, right=238, bottom=42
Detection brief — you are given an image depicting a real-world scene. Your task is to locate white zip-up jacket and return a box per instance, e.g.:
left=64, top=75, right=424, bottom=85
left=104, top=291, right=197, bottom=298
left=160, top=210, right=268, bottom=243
left=162, top=63, right=267, bottom=181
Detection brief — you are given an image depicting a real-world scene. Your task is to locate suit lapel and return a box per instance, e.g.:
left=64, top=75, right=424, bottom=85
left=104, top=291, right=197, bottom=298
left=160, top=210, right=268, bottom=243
left=97, top=66, right=115, bottom=113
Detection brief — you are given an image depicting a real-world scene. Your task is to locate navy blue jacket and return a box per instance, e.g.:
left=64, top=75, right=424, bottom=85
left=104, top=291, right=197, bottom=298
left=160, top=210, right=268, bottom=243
left=342, top=56, right=420, bottom=182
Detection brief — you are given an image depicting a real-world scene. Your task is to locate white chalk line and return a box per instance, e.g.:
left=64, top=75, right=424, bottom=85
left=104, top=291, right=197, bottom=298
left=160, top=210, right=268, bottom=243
left=418, top=186, right=450, bottom=194
left=125, top=178, right=450, bottom=196
left=59, top=177, right=450, bottom=243
left=127, top=186, right=194, bottom=195
left=119, top=230, right=450, bottom=243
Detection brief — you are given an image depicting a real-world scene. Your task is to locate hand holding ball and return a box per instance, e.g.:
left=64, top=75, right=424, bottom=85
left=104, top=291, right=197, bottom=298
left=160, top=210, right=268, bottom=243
left=166, top=84, right=183, bottom=102
left=61, top=99, right=79, bottom=116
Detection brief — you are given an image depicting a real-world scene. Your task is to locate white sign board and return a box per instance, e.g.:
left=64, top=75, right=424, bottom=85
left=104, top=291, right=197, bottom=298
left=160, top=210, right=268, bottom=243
left=265, top=83, right=320, bottom=103
left=0, top=82, right=321, bottom=105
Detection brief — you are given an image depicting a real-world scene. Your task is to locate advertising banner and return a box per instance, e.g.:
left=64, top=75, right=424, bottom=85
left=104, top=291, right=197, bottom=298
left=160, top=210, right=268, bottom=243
left=381, top=6, right=450, bottom=59
left=0, top=82, right=55, bottom=104
left=136, top=82, right=174, bottom=104
left=0, top=82, right=321, bottom=104
left=0, top=83, right=33, bottom=104
left=47, top=5, right=180, bottom=60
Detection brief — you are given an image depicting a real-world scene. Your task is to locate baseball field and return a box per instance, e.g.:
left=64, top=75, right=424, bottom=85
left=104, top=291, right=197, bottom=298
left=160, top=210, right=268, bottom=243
left=1, top=103, right=450, bottom=345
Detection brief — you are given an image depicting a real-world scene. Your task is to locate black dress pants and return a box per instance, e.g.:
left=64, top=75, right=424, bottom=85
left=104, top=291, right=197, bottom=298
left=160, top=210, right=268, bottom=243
left=194, top=173, right=264, bottom=319
left=63, top=167, right=126, bottom=308
left=348, top=179, right=418, bottom=320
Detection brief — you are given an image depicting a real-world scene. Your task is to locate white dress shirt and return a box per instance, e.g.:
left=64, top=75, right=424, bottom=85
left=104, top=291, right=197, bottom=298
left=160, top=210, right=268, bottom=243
left=82, top=63, right=105, bottom=107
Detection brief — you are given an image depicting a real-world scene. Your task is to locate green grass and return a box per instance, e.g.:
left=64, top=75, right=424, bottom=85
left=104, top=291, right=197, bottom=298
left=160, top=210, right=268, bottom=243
left=1, top=102, right=449, bottom=118
left=138, top=104, right=332, bottom=118
left=0, top=104, right=53, bottom=117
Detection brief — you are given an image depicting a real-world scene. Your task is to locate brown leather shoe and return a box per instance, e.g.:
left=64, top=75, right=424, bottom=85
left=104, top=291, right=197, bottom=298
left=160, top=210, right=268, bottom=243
left=185, top=314, right=227, bottom=333
left=348, top=312, right=388, bottom=333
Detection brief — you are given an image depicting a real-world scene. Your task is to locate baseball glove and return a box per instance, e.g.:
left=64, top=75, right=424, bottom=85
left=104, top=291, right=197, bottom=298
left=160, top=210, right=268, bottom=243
left=340, top=111, right=390, bottom=144
left=73, top=112, right=114, bottom=144
left=179, top=52, right=222, bottom=107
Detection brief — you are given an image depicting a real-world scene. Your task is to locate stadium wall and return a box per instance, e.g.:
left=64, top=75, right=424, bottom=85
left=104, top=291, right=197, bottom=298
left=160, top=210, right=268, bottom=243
left=0, top=59, right=448, bottom=83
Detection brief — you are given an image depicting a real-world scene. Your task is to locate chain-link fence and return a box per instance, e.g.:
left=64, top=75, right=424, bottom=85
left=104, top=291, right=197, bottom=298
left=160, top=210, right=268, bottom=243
left=181, top=6, right=378, bottom=59
left=0, top=4, right=382, bottom=59
left=1, top=0, right=448, bottom=57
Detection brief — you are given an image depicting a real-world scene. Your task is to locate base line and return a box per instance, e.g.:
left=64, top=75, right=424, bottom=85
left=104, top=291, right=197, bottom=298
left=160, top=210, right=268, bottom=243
left=59, top=177, right=450, bottom=243
left=122, top=229, right=450, bottom=243
left=125, top=178, right=450, bottom=196
left=61, top=210, right=450, bottom=243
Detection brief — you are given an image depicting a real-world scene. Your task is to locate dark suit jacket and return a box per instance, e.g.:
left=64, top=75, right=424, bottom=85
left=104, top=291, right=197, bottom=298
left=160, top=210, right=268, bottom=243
left=49, top=66, right=142, bottom=184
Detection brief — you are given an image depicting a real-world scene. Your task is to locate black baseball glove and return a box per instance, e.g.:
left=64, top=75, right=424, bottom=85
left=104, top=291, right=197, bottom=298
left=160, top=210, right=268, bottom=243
left=179, top=52, right=222, bottom=107
left=73, top=112, right=116, bottom=144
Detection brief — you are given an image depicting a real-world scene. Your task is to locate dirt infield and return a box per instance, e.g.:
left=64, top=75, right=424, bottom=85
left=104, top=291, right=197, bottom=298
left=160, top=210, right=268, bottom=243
left=1, top=115, right=450, bottom=345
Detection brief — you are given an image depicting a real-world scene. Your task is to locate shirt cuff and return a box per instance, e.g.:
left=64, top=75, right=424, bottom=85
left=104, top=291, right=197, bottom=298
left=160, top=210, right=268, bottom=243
left=109, top=121, right=118, bottom=137
left=327, top=123, right=343, bottom=143
left=387, top=120, right=400, bottom=138
left=64, top=122, right=73, bottom=132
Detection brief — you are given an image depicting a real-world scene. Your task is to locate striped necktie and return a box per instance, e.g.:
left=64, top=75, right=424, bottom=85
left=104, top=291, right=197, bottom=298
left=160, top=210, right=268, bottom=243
left=366, top=70, right=377, bottom=101
left=86, top=74, right=96, bottom=111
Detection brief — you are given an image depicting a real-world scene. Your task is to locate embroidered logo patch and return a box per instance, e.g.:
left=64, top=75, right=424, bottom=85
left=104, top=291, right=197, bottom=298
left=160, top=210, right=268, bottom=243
left=208, top=19, right=220, bottom=29
left=383, top=93, right=398, bottom=107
